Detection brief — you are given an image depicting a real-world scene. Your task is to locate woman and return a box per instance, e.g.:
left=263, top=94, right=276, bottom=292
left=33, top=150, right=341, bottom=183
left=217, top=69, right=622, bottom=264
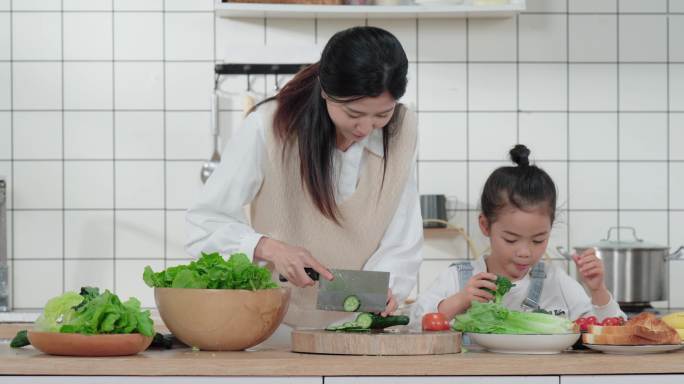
left=186, top=26, right=423, bottom=329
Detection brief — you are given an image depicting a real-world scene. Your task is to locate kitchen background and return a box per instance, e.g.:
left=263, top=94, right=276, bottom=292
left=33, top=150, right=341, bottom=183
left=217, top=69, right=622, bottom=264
left=0, top=0, right=683, bottom=310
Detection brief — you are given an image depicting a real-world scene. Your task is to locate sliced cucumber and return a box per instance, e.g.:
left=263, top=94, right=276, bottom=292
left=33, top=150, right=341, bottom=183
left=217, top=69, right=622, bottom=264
left=343, top=295, right=361, bottom=312
left=355, top=313, right=374, bottom=329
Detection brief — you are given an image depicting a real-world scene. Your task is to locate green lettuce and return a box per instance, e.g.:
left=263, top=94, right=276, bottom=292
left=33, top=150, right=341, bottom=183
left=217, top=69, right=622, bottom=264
left=35, top=287, right=154, bottom=337
left=453, top=275, right=573, bottom=334
left=143, top=252, right=278, bottom=290
left=34, top=291, right=84, bottom=332
left=59, top=288, right=154, bottom=337
left=453, top=301, right=575, bottom=334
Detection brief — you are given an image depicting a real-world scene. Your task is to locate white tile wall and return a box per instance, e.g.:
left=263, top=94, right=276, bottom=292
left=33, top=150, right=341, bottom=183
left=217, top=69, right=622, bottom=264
left=569, top=15, right=617, bottom=62
left=64, top=211, right=114, bottom=259
left=3, top=1, right=683, bottom=309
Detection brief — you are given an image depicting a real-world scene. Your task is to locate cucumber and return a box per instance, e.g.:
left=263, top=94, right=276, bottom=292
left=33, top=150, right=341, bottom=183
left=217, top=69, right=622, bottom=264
left=365, top=314, right=410, bottom=329
left=325, top=313, right=410, bottom=332
left=343, top=295, right=361, bottom=312
left=355, top=313, right=374, bottom=329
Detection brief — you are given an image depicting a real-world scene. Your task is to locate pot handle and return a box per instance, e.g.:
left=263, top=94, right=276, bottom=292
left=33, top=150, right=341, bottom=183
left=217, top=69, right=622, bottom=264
left=603, top=226, right=643, bottom=243
left=556, top=246, right=574, bottom=260
left=669, top=246, right=684, bottom=260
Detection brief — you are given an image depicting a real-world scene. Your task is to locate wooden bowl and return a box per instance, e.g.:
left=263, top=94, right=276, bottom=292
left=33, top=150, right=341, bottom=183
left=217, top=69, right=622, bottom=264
left=154, top=287, right=290, bottom=351
left=28, top=332, right=153, bottom=356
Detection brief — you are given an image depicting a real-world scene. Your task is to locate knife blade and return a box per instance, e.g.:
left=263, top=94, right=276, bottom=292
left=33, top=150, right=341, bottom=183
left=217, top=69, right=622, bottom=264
left=316, top=269, right=389, bottom=313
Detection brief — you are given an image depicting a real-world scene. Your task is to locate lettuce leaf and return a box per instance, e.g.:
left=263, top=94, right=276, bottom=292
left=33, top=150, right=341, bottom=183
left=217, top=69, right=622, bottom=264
left=143, top=252, right=278, bottom=290
left=452, top=301, right=574, bottom=334
left=59, top=290, right=154, bottom=337
left=34, top=287, right=154, bottom=337
left=34, top=292, right=84, bottom=332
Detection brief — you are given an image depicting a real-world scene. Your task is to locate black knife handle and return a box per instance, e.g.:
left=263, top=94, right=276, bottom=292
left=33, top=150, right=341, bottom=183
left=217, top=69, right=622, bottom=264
left=278, top=268, right=320, bottom=282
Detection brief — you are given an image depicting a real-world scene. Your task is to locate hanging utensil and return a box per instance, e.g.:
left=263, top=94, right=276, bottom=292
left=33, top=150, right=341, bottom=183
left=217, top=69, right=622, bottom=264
left=200, top=75, right=221, bottom=184
left=243, top=74, right=257, bottom=117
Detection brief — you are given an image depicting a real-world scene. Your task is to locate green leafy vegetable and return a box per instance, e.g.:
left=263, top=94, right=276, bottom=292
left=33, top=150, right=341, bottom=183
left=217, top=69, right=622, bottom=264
left=60, top=290, right=154, bottom=337
left=483, top=275, right=515, bottom=304
left=453, top=301, right=574, bottom=334
left=34, top=291, right=84, bottom=332
left=143, top=252, right=278, bottom=290
left=453, top=275, right=573, bottom=334
left=33, top=287, right=154, bottom=337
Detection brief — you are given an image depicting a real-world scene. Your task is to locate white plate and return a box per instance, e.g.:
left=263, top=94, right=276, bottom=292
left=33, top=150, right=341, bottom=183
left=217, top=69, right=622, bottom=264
left=468, top=333, right=580, bottom=354
left=584, top=343, right=683, bottom=355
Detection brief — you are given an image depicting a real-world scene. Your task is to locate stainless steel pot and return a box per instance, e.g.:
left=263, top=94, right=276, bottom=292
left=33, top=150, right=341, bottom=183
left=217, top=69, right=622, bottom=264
left=557, top=227, right=683, bottom=304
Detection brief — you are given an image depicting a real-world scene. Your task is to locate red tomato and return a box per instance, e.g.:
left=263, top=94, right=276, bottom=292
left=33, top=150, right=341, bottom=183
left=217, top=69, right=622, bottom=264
left=584, top=316, right=598, bottom=326
left=422, top=313, right=450, bottom=331
left=601, top=317, right=621, bottom=326
left=574, top=317, right=588, bottom=332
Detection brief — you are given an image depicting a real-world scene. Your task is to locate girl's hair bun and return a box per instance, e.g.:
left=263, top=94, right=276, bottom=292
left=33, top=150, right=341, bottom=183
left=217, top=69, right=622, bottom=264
left=510, top=144, right=530, bottom=167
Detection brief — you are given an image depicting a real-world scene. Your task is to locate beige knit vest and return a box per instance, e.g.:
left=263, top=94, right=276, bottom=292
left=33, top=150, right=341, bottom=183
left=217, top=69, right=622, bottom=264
left=250, top=101, right=417, bottom=329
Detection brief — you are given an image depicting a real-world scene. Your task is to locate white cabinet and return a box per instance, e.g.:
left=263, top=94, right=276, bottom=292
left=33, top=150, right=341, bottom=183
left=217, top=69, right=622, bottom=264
left=0, top=377, right=323, bottom=384
left=326, top=377, right=559, bottom=384
left=561, top=375, right=684, bottom=384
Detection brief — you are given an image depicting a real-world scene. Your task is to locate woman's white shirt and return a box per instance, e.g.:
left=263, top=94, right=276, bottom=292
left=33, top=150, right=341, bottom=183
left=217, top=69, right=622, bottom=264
left=186, top=107, right=423, bottom=304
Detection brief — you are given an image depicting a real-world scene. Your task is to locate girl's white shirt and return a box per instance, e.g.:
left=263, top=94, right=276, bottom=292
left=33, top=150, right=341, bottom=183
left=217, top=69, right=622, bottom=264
left=411, top=256, right=625, bottom=324
left=186, top=108, right=423, bottom=304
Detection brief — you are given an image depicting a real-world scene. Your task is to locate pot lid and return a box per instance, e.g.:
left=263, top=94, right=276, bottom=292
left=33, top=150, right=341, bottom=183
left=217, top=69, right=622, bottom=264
left=577, top=227, right=668, bottom=250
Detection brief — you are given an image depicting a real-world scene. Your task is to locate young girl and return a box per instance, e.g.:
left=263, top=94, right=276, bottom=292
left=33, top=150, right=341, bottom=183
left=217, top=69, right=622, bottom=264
left=412, top=144, right=625, bottom=324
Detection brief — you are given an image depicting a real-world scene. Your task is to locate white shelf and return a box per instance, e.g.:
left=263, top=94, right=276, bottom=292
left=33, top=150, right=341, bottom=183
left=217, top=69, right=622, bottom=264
left=215, top=0, right=525, bottom=19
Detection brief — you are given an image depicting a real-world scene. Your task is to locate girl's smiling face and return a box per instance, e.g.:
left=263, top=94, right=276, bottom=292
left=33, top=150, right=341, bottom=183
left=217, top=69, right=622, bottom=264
left=479, top=206, right=552, bottom=281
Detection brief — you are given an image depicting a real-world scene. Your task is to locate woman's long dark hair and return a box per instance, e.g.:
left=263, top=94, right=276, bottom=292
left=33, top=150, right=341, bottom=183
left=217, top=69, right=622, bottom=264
left=481, top=144, right=557, bottom=225
left=263, top=26, right=408, bottom=223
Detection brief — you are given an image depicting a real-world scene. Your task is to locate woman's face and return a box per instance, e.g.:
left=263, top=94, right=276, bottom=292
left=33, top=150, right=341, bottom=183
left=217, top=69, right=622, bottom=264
left=324, top=90, right=396, bottom=151
left=479, top=206, right=552, bottom=281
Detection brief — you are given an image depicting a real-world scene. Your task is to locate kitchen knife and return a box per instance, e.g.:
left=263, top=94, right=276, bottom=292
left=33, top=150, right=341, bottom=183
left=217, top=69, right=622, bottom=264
left=316, top=269, right=389, bottom=313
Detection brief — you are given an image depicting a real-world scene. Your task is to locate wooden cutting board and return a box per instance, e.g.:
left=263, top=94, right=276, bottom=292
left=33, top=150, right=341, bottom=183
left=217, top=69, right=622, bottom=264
left=291, top=329, right=461, bottom=355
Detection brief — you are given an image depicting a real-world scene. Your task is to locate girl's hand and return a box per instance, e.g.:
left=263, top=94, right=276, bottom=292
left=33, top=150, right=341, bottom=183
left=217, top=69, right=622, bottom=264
left=438, top=272, right=498, bottom=320
left=380, top=288, right=397, bottom=317
left=460, top=272, right=499, bottom=304
left=254, top=237, right=333, bottom=288
left=572, top=248, right=606, bottom=292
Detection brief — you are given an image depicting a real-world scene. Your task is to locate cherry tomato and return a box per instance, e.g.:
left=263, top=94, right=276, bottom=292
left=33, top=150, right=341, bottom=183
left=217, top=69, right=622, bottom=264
left=422, top=312, right=450, bottom=331
left=602, top=317, right=621, bottom=326
left=584, top=316, right=598, bottom=326
left=574, top=317, right=588, bottom=332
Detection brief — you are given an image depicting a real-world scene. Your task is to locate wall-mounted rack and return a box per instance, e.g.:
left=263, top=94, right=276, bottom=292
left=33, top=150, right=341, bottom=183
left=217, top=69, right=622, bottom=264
left=215, top=0, right=526, bottom=19
left=215, top=63, right=310, bottom=76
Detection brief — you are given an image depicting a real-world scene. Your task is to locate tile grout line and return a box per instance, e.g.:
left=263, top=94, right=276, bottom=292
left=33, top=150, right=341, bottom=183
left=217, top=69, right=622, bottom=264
left=5, top=108, right=684, bottom=113
left=6, top=10, right=684, bottom=15
left=2, top=59, right=683, bottom=65
left=3, top=59, right=682, bottom=64
left=666, top=0, right=671, bottom=248
left=414, top=16, right=420, bottom=292
left=465, top=16, right=471, bottom=259
left=111, top=0, right=117, bottom=292
left=565, top=0, right=571, bottom=260
left=515, top=11, right=519, bottom=144
left=60, top=0, right=66, bottom=294
left=8, top=0, right=14, bottom=307
left=616, top=0, right=621, bottom=241
left=666, top=0, right=671, bottom=309
left=162, top=1, right=167, bottom=269
left=9, top=158, right=684, bottom=163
